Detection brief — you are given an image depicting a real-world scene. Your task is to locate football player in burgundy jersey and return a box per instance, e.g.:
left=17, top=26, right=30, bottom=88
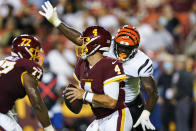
left=39, top=1, right=158, bottom=131
left=0, top=35, right=54, bottom=131
left=65, top=25, right=132, bottom=131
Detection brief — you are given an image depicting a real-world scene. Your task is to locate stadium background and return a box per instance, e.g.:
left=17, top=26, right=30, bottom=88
left=0, top=0, right=196, bottom=130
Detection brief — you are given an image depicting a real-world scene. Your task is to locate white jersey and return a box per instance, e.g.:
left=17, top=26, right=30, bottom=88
left=86, top=108, right=132, bottom=131
left=0, top=112, right=22, bottom=131
left=104, top=42, right=153, bottom=103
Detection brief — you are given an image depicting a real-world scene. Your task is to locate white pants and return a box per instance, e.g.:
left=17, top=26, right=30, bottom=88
left=86, top=107, right=132, bottom=131
left=0, top=112, right=22, bottom=131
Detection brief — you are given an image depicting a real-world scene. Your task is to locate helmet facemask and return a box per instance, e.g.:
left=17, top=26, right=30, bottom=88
left=75, top=26, right=111, bottom=59
left=28, top=47, right=44, bottom=66
left=75, top=36, right=101, bottom=59
left=114, top=42, right=138, bottom=62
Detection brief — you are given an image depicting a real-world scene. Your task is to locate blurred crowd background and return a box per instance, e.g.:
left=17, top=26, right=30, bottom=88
left=0, top=0, right=196, bottom=131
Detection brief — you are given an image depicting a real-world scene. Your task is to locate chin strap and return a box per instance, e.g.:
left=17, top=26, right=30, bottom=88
left=81, top=45, right=101, bottom=59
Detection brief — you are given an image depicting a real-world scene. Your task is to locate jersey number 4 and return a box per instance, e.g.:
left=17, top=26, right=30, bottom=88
left=0, top=60, right=16, bottom=74
left=115, top=65, right=121, bottom=75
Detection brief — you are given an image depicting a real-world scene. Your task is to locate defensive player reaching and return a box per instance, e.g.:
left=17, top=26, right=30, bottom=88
left=105, top=26, right=158, bottom=131
left=0, top=35, right=54, bottom=131
left=39, top=1, right=158, bottom=131
left=66, top=26, right=132, bottom=130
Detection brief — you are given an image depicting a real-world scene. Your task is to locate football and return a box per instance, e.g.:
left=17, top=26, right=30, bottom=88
left=64, top=84, right=83, bottom=114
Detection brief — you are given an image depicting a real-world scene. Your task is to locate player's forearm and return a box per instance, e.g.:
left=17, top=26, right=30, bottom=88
left=140, top=77, right=158, bottom=112
left=39, top=1, right=82, bottom=46
left=57, top=23, right=82, bottom=46
left=23, top=74, right=52, bottom=128
left=28, top=93, right=52, bottom=127
left=92, top=94, right=117, bottom=109
left=145, top=90, right=158, bottom=112
left=32, top=100, right=51, bottom=128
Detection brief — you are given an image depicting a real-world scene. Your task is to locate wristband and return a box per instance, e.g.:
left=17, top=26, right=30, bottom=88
left=44, top=125, right=54, bottom=131
left=53, top=18, right=61, bottom=27
left=83, top=91, right=88, bottom=101
left=85, top=92, right=94, bottom=103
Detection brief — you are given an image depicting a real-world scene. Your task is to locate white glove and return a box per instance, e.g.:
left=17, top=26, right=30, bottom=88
left=44, top=125, right=55, bottom=131
left=133, top=110, right=155, bottom=131
left=39, top=1, right=61, bottom=27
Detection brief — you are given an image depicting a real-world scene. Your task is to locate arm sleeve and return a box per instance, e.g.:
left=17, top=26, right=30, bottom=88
left=22, top=59, right=43, bottom=81
left=103, top=81, right=119, bottom=100
left=138, top=59, right=153, bottom=77
left=103, top=61, right=126, bottom=85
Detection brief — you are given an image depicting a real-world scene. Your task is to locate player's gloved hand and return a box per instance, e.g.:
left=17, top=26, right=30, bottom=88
left=39, top=1, right=61, bottom=27
left=44, top=125, right=55, bottom=131
left=133, top=110, right=155, bottom=131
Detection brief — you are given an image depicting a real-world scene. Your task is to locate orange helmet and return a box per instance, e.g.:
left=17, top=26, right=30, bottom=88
left=114, top=25, right=140, bottom=61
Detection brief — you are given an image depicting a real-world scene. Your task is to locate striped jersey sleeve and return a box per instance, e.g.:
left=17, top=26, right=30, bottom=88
left=138, top=58, right=153, bottom=77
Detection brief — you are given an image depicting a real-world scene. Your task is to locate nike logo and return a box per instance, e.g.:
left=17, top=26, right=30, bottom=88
left=138, top=104, right=143, bottom=108
left=112, top=60, right=117, bottom=64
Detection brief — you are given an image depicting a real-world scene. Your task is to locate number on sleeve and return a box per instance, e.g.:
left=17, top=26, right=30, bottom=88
left=32, top=67, right=42, bottom=79
left=0, top=60, right=16, bottom=74
left=114, top=65, right=121, bottom=75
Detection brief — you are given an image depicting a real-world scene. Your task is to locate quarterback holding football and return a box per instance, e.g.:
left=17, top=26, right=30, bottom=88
left=39, top=1, right=158, bottom=131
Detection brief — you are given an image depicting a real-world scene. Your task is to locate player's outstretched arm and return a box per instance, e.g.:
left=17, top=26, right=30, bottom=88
left=39, top=1, right=82, bottom=46
left=133, top=76, right=158, bottom=131
left=57, top=23, right=82, bottom=46
left=23, top=73, right=54, bottom=131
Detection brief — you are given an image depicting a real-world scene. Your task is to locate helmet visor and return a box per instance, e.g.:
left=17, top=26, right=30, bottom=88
left=115, top=42, right=136, bottom=61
